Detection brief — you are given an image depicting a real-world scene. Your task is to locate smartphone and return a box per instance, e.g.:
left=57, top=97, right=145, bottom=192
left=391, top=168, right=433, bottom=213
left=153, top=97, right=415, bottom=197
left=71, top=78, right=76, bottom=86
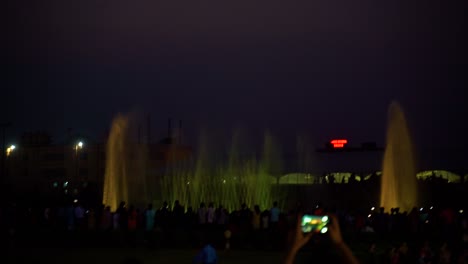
left=301, top=214, right=330, bottom=233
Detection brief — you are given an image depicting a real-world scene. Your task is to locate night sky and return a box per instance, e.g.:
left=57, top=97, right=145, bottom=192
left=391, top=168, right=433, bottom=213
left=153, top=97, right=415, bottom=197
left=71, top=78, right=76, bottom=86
left=2, top=0, right=467, bottom=154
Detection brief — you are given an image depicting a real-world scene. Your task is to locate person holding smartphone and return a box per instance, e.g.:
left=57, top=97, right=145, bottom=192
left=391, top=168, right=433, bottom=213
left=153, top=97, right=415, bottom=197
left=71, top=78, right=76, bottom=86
left=283, top=214, right=360, bottom=264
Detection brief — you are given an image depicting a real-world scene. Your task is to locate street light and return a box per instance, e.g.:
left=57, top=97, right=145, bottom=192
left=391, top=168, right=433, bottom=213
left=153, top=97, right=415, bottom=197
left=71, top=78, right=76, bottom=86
left=74, top=141, right=84, bottom=187
left=75, top=141, right=83, bottom=151
left=6, top=145, right=16, bottom=157
left=5, top=144, right=16, bottom=181
left=1, top=122, right=12, bottom=184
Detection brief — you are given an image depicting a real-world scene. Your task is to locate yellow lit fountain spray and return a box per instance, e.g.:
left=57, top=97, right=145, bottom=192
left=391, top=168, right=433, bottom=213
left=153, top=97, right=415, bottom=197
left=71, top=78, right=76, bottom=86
left=102, top=114, right=149, bottom=211
left=380, top=102, right=417, bottom=212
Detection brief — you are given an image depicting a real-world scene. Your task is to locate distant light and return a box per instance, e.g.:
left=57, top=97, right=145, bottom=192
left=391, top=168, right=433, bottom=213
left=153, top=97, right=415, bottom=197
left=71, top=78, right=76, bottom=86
left=6, top=145, right=16, bottom=156
left=371, top=207, right=375, bottom=211
left=330, top=139, right=348, bottom=148
left=320, top=227, right=328, bottom=233
left=53, top=182, right=58, bottom=188
left=430, top=206, right=434, bottom=210
left=460, top=209, right=464, bottom=214
left=316, top=205, right=319, bottom=209
left=75, top=141, right=84, bottom=150
left=368, top=214, right=372, bottom=218
left=63, top=181, right=68, bottom=188
left=187, top=181, right=190, bottom=185
left=420, top=207, right=423, bottom=211
left=73, top=199, right=78, bottom=203
left=322, top=216, right=328, bottom=222
left=223, top=179, right=226, bottom=184
left=425, top=220, right=429, bottom=224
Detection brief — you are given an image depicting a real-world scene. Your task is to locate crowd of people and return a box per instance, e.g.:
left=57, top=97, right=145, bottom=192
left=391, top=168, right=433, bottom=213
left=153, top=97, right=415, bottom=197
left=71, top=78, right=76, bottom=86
left=1, top=198, right=467, bottom=263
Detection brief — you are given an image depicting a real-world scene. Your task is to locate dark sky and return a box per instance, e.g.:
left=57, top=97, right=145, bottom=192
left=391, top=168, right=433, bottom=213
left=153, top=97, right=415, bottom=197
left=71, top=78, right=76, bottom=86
left=2, top=0, right=467, bottom=153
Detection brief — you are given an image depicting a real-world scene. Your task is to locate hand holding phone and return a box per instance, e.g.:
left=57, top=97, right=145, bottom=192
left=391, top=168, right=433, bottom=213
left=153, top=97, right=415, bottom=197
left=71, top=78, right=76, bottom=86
left=301, top=214, right=330, bottom=233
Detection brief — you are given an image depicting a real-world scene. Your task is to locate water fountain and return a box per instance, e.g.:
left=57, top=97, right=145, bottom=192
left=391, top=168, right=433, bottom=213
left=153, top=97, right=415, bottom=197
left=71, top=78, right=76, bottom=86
left=102, top=116, right=283, bottom=212
left=160, top=131, right=281, bottom=211
left=102, top=114, right=149, bottom=211
left=380, top=101, right=418, bottom=212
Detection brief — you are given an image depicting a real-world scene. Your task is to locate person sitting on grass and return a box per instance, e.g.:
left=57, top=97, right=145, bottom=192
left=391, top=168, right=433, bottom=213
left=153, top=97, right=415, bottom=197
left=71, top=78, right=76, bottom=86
left=193, top=236, right=218, bottom=264
left=283, top=214, right=360, bottom=264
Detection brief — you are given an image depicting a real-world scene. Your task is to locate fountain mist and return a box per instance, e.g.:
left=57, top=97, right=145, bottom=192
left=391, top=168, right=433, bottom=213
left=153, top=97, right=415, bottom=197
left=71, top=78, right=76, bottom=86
left=380, top=101, right=418, bottom=212
left=102, top=114, right=149, bottom=211
left=160, top=130, right=282, bottom=211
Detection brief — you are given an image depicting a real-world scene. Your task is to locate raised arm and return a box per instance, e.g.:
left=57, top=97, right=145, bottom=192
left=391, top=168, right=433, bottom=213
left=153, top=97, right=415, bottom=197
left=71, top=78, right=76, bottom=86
left=328, top=215, right=360, bottom=264
left=283, top=214, right=314, bottom=264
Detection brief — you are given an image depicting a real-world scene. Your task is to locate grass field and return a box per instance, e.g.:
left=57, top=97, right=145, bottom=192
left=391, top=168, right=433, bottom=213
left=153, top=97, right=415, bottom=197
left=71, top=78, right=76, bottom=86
left=6, top=248, right=289, bottom=264
left=3, top=237, right=400, bottom=264
left=4, top=229, right=454, bottom=264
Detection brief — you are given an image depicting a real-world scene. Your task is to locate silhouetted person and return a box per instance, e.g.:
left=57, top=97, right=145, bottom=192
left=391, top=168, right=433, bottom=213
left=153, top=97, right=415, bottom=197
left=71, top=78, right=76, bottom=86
left=367, top=243, right=378, bottom=264
left=193, top=235, right=218, bottom=264
left=252, top=205, right=261, bottom=248
left=145, top=203, right=156, bottom=248
left=116, top=201, right=128, bottom=230
left=128, top=205, right=137, bottom=230
left=159, top=201, right=170, bottom=230
left=252, top=205, right=261, bottom=230
left=283, top=214, right=359, bottom=264
left=270, top=201, right=280, bottom=229
left=74, top=202, right=85, bottom=230
left=173, top=200, right=184, bottom=226
left=186, top=206, right=197, bottom=228
left=239, top=203, right=251, bottom=229
left=145, top=204, right=155, bottom=231
left=216, top=205, right=227, bottom=226
left=418, top=240, right=434, bottom=264
left=100, top=206, right=112, bottom=230
left=207, top=202, right=215, bottom=225
left=198, top=202, right=207, bottom=225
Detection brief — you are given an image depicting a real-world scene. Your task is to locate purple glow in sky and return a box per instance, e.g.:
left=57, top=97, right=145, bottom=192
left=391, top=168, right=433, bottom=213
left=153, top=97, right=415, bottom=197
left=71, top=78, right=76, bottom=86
left=2, top=0, right=466, bottom=153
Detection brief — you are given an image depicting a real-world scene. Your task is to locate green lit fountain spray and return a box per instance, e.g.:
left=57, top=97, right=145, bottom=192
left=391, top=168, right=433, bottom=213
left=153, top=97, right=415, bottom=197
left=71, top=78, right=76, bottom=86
left=159, top=130, right=281, bottom=211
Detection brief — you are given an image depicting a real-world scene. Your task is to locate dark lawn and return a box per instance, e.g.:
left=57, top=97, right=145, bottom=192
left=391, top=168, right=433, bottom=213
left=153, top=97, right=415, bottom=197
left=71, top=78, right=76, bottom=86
left=4, top=229, right=451, bottom=264
left=6, top=248, right=284, bottom=264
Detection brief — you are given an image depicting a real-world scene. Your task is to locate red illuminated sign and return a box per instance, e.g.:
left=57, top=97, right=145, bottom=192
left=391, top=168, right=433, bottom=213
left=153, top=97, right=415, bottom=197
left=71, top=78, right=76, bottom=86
left=330, top=139, right=348, bottom=148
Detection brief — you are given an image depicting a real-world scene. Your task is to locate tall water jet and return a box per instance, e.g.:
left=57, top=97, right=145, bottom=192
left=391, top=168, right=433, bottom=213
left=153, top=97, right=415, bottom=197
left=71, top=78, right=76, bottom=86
left=257, top=131, right=283, bottom=209
left=102, top=114, right=149, bottom=211
left=158, top=129, right=280, bottom=211
left=380, top=102, right=417, bottom=212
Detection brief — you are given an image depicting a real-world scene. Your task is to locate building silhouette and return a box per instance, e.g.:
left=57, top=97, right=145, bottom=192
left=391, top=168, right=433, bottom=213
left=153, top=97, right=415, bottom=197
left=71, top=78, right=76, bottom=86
left=4, top=131, right=191, bottom=201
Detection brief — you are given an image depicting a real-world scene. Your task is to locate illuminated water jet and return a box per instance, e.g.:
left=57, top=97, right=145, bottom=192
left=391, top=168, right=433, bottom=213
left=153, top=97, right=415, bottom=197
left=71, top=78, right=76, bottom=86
left=160, top=130, right=281, bottom=211
left=380, top=101, right=417, bottom=212
left=102, top=114, right=149, bottom=211
left=103, top=115, right=285, bottom=211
